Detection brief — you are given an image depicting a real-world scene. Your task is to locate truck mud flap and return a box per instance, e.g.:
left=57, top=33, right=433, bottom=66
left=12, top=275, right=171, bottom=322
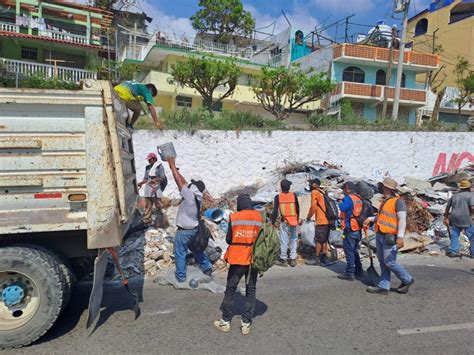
left=86, top=250, right=108, bottom=329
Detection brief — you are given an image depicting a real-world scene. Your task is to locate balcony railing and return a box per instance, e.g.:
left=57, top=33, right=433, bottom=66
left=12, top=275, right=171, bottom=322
left=333, top=43, right=439, bottom=68
left=39, top=29, right=88, bottom=45
left=331, top=82, right=427, bottom=105
left=0, top=22, right=19, bottom=33
left=0, top=58, right=96, bottom=82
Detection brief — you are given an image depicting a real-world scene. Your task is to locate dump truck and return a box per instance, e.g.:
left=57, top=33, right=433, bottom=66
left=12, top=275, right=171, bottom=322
left=0, top=81, right=138, bottom=349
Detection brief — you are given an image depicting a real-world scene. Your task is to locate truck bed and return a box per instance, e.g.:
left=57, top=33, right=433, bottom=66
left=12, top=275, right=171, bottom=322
left=0, top=81, right=138, bottom=249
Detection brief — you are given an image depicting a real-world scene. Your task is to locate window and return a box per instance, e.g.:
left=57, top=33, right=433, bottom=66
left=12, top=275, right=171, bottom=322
left=270, top=46, right=282, bottom=57
left=44, top=49, right=86, bottom=69
left=414, top=18, right=428, bottom=36
left=376, top=70, right=386, bottom=85
left=176, top=95, right=192, bottom=108
left=401, top=73, right=406, bottom=88
left=295, top=30, right=303, bottom=45
left=342, top=66, right=365, bottom=83
left=21, top=46, right=38, bottom=61
left=450, top=3, right=474, bottom=24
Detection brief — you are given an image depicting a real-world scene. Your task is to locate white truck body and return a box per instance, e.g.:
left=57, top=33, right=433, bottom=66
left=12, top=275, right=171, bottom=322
left=0, top=80, right=138, bottom=249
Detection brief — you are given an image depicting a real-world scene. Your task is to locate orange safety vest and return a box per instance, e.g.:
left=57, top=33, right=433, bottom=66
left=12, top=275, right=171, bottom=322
left=375, top=197, right=399, bottom=235
left=224, top=210, right=263, bottom=266
left=340, top=194, right=363, bottom=231
left=279, top=192, right=298, bottom=227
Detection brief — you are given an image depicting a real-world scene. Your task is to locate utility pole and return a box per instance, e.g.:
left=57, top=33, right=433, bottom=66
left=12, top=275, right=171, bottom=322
left=427, top=28, right=439, bottom=86
left=344, top=18, right=349, bottom=43
left=391, top=0, right=410, bottom=121
left=382, top=27, right=396, bottom=119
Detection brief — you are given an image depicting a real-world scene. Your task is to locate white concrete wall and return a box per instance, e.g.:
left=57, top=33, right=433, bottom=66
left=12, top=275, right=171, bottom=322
left=133, top=130, right=473, bottom=198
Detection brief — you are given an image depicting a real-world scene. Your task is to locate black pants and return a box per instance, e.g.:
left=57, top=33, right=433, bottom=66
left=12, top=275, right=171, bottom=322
left=221, top=265, right=258, bottom=324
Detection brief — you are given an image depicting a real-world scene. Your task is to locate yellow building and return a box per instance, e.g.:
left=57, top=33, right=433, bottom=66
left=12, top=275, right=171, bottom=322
left=125, top=39, right=319, bottom=125
left=407, top=0, right=474, bottom=87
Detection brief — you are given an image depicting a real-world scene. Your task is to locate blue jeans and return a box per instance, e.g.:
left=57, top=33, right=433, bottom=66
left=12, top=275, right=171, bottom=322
left=343, top=230, right=362, bottom=276
left=376, top=233, right=412, bottom=290
left=279, top=223, right=298, bottom=260
left=448, top=224, right=474, bottom=255
left=173, top=228, right=212, bottom=282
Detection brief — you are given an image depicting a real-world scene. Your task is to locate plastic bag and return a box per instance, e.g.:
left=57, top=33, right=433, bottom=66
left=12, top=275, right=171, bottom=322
left=301, top=221, right=315, bottom=247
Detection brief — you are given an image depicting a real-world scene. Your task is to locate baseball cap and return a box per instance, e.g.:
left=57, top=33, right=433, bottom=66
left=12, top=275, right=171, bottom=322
left=191, top=179, right=206, bottom=193
left=146, top=152, right=157, bottom=160
left=280, top=179, right=292, bottom=191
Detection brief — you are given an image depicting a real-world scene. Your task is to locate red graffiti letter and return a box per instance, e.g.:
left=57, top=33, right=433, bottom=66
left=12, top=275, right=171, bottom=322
left=432, top=153, right=447, bottom=176
left=454, top=152, right=474, bottom=171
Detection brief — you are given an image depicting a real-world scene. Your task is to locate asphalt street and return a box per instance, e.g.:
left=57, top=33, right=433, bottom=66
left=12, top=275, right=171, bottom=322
left=10, top=255, right=474, bottom=354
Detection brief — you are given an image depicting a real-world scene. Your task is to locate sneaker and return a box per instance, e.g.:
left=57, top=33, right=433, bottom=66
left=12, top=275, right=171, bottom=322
left=446, top=251, right=461, bottom=258
left=355, top=271, right=365, bottom=280
left=274, top=258, right=288, bottom=267
left=241, top=321, right=251, bottom=335
left=396, top=278, right=415, bottom=294
left=203, top=268, right=213, bottom=277
left=366, top=286, right=389, bottom=295
left=289, top=259, right=297, bottom=267
left=214, top=319, right=231, bottom=333
left=305, top=258, right=320, bottom=266
left=337, top=273, right=355, bottom=281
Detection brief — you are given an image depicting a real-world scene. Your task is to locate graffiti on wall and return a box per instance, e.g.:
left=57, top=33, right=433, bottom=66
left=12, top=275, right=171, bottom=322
left=432, top=152, right=474, bottom=176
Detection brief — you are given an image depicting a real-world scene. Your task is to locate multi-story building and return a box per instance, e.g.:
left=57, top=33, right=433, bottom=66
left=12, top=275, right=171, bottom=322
left=407, top=0, right=474, bottom=123
left=124, top=27, right=319, bottom=123
left=296, top=43, right=439, bottom=124
left=0, top=0, right=113, bottom=82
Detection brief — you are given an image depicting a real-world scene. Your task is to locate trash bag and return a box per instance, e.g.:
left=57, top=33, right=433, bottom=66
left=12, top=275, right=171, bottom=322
left=355, top=181, right=375, bottom=201
left=432, top=215, right=448, bottom=238
left=301, top=221, right=315, bottom=247
left=328, top=229, right=344, bottom=247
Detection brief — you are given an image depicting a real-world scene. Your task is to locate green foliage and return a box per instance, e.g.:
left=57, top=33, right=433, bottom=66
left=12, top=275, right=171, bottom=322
left=96, top=61, right=140, bottom=83
left=453, top=56, right=474, bottom=118
left=340, top=98, right=355, bottom=119
left=171, top=56, right=241, bottom=111
left=253, top=64, right=335, bottom=120
left=20, top=74, right=81, bottom=90
left=134, top=109, right=284, bottom=131
left=191, top=0, right=256, bottom=44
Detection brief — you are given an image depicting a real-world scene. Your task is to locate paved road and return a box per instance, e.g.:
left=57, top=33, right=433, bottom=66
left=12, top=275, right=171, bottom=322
left=12, top=255, right=474, bottom=354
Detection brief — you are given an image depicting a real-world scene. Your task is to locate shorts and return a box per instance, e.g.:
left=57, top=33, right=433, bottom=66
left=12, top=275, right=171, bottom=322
left=315, top=225, right=330, bottom=243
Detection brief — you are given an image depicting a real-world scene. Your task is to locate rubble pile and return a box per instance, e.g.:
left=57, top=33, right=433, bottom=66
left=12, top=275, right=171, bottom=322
left=118, top=162, right=472, bottom=279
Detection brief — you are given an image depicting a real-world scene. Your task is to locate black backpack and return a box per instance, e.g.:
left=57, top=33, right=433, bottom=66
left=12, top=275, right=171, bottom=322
left=189, top=197, right=212, bottom=252
left=317, top=190, right=339, bottom=223
left=156, top=164, right=168, bottom=192
left=354, top=197, right=374, bottom=228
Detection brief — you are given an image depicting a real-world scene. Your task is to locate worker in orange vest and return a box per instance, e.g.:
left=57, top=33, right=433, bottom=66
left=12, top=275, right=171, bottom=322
left=305, top=178, right=331, bottom=266
left=364, top=177, right=414, bottom=295
left=337, top=181, right=364, bottom=281
left=272, top=179, right=300, bottom=267
left=214, top=194, right=263, bottom=335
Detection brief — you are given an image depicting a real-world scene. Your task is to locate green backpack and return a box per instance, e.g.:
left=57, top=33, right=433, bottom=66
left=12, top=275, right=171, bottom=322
left=251, top=222, right=280, bottom=274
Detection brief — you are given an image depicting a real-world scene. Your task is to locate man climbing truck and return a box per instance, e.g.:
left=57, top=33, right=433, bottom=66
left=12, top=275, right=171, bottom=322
left=0, top=80, right=139, bottom=349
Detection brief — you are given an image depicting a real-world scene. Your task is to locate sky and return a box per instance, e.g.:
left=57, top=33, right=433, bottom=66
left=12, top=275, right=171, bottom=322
left=132, top=0, right=434, bottom=41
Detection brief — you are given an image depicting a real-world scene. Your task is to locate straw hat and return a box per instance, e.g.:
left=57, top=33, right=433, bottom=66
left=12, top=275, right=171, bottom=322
left=459, top=179, right=472, bottom=189
left=381, top=177, right=400, bottom=192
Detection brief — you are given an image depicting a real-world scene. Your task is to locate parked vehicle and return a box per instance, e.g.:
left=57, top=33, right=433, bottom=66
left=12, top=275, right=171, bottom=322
left=0, top=81, right=138, bottom=349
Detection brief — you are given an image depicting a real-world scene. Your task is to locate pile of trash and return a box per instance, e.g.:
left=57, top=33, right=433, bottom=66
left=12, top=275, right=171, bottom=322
left=117, top=162, right=473, bottom=279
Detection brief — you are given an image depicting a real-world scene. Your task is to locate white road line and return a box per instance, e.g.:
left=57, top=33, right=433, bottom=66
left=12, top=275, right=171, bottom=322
left=397, top=322, right=474, bottom=336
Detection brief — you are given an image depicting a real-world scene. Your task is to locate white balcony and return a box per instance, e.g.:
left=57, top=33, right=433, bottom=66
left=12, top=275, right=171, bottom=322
left=0, top=58, right=96, bottom=82
left=39, top=29, right=89, bottom=45
left=0, top=22, right=19, bottom=33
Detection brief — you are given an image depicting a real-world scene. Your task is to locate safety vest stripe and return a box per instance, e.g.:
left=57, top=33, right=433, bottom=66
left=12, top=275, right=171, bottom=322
left=380, top=211, right=397, bottom=218
left=229, top=242, right=254, bottom=247
left=378, top=220, right=398, bottom=229
left=231, top=220, right=263, bottom=227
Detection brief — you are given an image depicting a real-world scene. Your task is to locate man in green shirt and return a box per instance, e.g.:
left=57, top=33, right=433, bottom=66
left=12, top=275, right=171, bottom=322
left=114, top=81, right=163, bottom=129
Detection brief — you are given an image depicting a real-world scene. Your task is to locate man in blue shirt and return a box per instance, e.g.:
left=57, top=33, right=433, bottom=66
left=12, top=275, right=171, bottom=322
left=337, top=182, right=364, bottom=281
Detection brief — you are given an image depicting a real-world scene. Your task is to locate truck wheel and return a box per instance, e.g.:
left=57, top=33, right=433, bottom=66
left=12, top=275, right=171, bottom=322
left=0, top=247, right=64, bottom=349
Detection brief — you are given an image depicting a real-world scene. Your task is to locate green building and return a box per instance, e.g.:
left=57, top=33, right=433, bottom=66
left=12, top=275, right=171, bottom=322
left=0, top=0, right=113, bottom=82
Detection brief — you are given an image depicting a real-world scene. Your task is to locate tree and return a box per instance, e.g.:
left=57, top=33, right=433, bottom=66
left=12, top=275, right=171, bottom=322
left=252, top=65, right=335, bottom=120
left=171, top=56, right=241, bottom=112
left=453, top=57, right=474, bottom=120
left=190, top=0, right=256, bottom=44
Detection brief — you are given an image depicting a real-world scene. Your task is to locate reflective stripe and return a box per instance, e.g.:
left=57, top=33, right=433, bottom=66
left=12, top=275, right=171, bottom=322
left=231, top=220, right=263, bottom=227
left=378, top=220, right=398, bottom=229
left=380, top=211, right=397, bottom=218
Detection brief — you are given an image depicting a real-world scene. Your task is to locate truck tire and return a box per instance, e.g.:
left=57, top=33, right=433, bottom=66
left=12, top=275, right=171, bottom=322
left=0, top=246, right=64, bottom=350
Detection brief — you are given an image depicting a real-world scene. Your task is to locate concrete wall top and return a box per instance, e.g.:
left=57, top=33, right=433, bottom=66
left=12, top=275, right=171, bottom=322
left=133, top=130, right=473, bottom=198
